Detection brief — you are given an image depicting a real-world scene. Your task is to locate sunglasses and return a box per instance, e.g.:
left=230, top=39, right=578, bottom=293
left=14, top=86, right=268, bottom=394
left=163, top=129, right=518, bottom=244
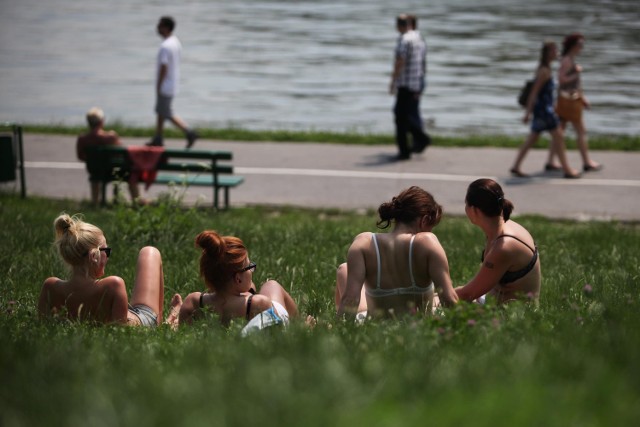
left=99, top=247, right=112, bottom=258
left=238, top=261, right=256, bottom=273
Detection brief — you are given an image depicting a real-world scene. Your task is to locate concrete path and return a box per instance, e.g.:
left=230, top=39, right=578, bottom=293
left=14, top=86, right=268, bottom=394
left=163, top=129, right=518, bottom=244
left=6, top=133, right=640, bottom=221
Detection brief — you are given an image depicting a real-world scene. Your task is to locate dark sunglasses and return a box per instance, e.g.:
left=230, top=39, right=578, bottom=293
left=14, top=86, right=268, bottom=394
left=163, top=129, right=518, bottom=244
left=238, top=262, right=256, bottom=273
left=99, top=247, right=112, bottom=258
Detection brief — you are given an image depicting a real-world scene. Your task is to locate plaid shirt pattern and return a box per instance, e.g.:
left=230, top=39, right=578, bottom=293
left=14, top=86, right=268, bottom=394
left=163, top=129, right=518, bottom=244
left=394, top=30, right=426, bottom=92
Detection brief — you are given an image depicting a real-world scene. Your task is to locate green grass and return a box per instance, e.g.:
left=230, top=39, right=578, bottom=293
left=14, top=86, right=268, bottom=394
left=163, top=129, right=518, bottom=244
left=1, top=194, right=640, bottom=426
left=17, top=123, right=640, bottom=151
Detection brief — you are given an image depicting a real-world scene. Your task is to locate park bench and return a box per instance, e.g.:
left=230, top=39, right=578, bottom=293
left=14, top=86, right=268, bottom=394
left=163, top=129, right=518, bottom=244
left=85, top=145, right=244, bottom=209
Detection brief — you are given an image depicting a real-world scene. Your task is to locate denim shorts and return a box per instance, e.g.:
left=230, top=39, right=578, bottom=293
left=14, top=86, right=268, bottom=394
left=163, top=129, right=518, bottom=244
left=128, top=304, right=158, bottom=327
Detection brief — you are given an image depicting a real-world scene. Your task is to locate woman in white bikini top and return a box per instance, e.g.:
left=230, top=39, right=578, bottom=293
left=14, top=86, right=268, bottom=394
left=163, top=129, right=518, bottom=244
left=336, top=186, right=459, bottom=319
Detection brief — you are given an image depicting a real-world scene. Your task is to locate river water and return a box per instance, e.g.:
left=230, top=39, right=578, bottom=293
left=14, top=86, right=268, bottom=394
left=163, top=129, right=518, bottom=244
left=1, top=0, right=638, bottom=137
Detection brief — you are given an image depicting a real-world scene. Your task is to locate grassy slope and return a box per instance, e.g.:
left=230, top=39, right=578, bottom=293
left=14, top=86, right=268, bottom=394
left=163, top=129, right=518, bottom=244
left=1, top=195, right=639, bottom=426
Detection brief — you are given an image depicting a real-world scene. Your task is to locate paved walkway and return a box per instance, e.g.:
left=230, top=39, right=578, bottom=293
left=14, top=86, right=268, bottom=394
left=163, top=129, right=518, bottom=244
left=7, top=133, right=640, bottom=221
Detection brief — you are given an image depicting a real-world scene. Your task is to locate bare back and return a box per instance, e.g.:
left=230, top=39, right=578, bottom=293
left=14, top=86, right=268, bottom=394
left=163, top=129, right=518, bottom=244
left=486, top=220, right=541, bottom=303
left=76, top=130, right=121, bottom=161
left=350, top=232, right=450, bottom=317
left=38, top=275, right=128, bottom=323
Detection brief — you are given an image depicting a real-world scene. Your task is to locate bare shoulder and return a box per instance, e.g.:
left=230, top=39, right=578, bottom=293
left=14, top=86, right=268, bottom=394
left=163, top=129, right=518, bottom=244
left=41, top=277, right=62, bottom=297
left=97, top=276, right=126, bottom=293
left=42, top=277, right=61, bottom=288
left=537, top=65, right=551, bottom=80
left=183, top=292, right=201, bottom=308
left=105, top=130, right=121, bottom=144
left=351, top=231, right=373, bottom=247
left=178, top=292, right=203, bottom=324
left=415, top=231, right=443, bottom=247
left=504, top=221, right=535, bottom=244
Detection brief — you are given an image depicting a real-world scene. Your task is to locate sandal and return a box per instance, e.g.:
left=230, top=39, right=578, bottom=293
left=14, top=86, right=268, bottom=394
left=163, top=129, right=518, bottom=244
left=583, top=163, right=603, bottom=172
left=544, top=163, right=562, bottom=171
left=510, top=168, right=529, bottom=178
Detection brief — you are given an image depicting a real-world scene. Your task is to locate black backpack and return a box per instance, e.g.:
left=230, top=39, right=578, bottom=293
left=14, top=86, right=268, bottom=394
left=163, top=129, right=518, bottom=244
left=518, top=80, right=534, bottom=107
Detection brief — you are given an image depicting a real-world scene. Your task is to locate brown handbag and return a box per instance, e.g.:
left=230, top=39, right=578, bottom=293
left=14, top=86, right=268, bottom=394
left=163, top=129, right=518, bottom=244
left=556, top=91, right=583, bottom=122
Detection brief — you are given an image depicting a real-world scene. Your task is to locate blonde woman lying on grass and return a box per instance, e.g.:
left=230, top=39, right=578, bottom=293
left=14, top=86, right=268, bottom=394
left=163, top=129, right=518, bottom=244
left=38, top=214, right=165, bottom=326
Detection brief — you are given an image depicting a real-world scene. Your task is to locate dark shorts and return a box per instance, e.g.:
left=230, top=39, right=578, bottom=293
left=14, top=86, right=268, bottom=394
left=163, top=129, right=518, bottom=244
left=531, top=109, right=560, bottom=133
left=155, top=95, right=173, bottom=119
left=128, top=303, right=158, bottom=327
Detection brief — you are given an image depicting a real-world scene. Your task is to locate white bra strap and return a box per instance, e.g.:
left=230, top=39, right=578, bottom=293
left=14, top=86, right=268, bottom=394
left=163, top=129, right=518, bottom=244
left=372, top=233, right=381, bottom=289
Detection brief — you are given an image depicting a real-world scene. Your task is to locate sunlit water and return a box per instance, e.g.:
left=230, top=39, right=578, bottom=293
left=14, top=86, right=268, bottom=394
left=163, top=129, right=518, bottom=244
left=1, top=0, right=638, bottom=136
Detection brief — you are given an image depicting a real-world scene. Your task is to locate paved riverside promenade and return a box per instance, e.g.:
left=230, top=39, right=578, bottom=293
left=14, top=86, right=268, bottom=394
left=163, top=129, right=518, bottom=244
left=9, top=133, right=640, bottom=221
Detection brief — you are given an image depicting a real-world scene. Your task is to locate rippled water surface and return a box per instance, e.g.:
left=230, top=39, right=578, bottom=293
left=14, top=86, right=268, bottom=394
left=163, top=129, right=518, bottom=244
left=1, top=0, right=638, bottom=136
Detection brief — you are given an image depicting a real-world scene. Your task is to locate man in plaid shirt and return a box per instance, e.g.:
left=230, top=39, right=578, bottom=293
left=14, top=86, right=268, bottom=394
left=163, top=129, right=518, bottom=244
left=389, top=14, right=431, bottom=160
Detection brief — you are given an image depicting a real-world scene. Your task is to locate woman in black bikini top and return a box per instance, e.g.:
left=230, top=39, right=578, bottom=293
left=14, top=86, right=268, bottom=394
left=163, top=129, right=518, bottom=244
left=456, top=179, right=541, bottom=304
left=166, top=230, right=300, bottom=328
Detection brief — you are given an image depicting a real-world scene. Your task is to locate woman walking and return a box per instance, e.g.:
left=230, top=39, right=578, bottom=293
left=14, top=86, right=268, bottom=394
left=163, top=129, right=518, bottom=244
left=510, top=41, right=580, bottom=179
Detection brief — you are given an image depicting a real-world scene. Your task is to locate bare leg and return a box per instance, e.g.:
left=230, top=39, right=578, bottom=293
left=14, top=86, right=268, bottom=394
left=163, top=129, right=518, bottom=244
left=169, top=116, right=190, bottom=134
left=572, top=119, right=600, bottom=169
left=130, top=246, right=165, bottom=324
left=510, top=132, right=540, bottom=175
left=259, top=280, right=299, bottom=317
left=155, top=115, right=165, bottom=139
left=335, top=263, right=368, bottom=314
left=546, top=121, right=567, bottom=168
left=549, top=127, right=579, bottom=177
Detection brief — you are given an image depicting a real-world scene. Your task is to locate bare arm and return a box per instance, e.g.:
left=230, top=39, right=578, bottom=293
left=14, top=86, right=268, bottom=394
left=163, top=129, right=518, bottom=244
left=37, top=278, right=57, bottom=318
left=337, top=235, right=368, bottom=318
left=108, top=277, right=130, bottom=324
left=157, top=63, right=168, bottom=94
left=523, top=66, right=551, bottom=123
left=423, top=234, right=458, bottom=307
left=455, top=248, right=509, bottom=302
left=178, top=292, right=200, bottom=325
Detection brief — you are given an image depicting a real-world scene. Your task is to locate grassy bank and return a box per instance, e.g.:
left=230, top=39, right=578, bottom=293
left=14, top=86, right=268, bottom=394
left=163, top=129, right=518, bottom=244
left=18, top=123, right=640, bottom=151
left=1, top=194, right=640, bottom=426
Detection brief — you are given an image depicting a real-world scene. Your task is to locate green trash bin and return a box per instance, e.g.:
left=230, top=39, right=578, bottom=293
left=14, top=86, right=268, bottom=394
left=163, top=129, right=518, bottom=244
left=0, top=135, right=16, bottom=182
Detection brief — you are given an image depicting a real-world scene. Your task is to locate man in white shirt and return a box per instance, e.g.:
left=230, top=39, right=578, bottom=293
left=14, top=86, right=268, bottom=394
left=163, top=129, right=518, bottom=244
left=148, top=16, right=198, bottom=148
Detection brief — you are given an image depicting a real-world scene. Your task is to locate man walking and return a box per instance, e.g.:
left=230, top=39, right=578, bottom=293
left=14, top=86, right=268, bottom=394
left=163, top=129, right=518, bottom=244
left=148, top=16, right=198, bottom=148
left=389, top=14, right=430, bottom=160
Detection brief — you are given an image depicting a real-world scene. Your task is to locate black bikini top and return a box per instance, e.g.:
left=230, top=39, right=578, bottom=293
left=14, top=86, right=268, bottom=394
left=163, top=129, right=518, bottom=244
left=199, top=288, right=256, bottom=320
left=481, top=234, right=538, bottom=285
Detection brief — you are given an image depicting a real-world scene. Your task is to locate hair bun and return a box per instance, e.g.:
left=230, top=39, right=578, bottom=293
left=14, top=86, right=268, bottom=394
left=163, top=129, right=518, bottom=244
left=54, top=214, right=74, bottom=237
left=195, top=230, right=225, bottom=256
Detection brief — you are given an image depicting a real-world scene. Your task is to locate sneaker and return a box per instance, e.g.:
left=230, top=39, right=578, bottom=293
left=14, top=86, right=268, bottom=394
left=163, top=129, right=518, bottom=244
left=186, top=130, right=198, bottom=149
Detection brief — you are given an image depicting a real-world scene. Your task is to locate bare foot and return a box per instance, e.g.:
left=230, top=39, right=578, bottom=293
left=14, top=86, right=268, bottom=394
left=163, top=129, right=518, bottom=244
left=305, top=315, right=317, bottom=329
left=165, top=293, right=183, bottom=330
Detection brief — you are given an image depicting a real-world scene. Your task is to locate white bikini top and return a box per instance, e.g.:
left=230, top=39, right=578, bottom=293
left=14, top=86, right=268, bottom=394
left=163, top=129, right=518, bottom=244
left=365, top=233, right=435, bottom=298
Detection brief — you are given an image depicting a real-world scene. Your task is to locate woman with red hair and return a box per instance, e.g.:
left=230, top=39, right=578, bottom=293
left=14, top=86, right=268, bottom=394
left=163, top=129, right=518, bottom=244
left=169, top=230, right=299, bottom=330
